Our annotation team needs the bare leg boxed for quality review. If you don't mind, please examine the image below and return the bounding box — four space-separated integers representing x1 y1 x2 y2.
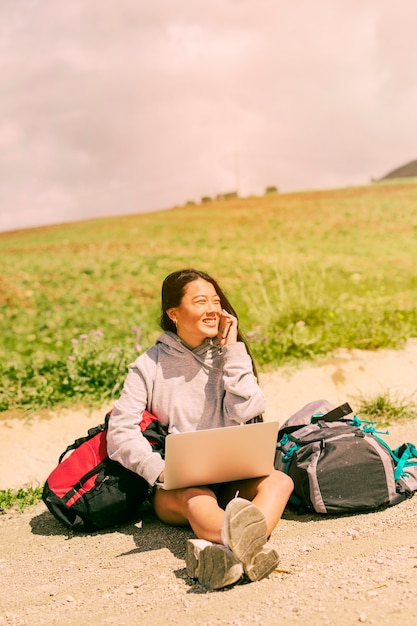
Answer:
152 470 293 541
153 486 225 543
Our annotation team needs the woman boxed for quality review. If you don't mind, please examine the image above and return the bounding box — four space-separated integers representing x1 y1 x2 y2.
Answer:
107 268 293 590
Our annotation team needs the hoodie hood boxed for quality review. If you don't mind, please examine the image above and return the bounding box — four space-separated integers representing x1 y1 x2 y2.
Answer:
155 331 223 370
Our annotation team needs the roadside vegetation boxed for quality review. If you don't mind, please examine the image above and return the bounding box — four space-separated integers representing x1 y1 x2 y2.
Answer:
0 486 43 514
358 393 417 428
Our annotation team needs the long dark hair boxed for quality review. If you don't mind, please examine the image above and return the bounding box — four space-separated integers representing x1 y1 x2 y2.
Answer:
160 268 259 380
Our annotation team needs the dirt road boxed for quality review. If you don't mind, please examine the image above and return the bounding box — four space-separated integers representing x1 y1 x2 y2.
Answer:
1 488 417 625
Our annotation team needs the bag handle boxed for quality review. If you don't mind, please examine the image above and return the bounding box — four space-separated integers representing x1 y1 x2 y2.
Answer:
311 402 353 423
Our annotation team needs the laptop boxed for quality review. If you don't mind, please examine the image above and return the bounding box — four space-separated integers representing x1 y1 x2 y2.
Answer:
161 420 280 490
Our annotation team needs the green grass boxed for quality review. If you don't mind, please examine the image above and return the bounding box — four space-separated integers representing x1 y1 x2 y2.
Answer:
0 485 43 513
358 392 417 428
1 180 417 413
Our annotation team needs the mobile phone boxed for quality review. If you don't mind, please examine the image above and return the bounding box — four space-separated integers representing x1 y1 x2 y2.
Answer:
222 321 232 339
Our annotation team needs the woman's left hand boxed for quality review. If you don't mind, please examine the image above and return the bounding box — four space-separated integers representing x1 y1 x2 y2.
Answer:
217 309 238 346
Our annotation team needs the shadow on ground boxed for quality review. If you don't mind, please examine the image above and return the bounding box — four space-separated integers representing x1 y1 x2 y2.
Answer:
30 501 193 560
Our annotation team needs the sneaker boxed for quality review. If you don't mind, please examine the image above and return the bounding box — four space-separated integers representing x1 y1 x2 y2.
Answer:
222 497 279 581
186 539 243 590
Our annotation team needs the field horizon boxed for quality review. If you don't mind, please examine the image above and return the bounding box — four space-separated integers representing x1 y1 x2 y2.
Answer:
2 177 417 238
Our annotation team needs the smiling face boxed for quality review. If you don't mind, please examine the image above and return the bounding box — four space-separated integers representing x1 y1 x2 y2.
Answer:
167 278 222 348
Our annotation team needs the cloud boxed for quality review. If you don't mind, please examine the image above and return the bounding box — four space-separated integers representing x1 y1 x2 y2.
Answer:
1 0 417 231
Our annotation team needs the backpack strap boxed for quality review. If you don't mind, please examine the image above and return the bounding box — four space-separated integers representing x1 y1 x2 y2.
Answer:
392 443 417 480
62 460 108 504
58 421 108 463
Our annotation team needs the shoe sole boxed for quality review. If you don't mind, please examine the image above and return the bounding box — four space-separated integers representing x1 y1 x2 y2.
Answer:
197 545 243 590
224 498 267 566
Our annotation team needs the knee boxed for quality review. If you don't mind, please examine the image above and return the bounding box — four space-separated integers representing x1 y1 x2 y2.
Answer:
182 486 217 517
279 471 294 496
264 470 294 498
153 485 216 525
153 487 188 525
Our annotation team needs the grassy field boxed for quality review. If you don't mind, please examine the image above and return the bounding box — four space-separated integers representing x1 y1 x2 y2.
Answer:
1 180 417 413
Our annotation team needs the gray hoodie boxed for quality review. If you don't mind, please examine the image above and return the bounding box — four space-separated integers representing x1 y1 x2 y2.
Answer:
107 331 265 486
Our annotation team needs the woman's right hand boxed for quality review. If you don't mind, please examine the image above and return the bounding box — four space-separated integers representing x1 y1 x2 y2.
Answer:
158 470 165 483
218 309 238 346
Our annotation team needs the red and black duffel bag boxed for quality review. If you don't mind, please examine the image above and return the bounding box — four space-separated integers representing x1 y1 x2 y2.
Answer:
42 410 166 532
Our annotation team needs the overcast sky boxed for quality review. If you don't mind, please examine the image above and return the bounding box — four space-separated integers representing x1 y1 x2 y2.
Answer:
1 0 416 232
